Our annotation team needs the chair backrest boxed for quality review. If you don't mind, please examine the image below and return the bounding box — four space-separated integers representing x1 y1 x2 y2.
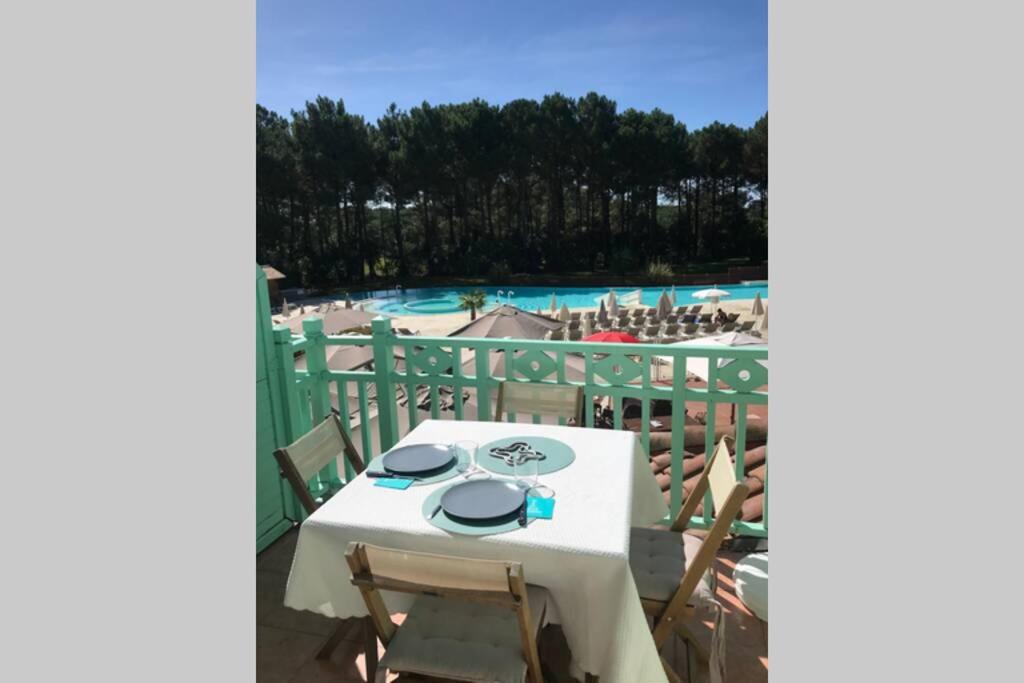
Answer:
627 326 641 337
645 325 660 336
699 313 712 324
664 323 679 335
683 323 699 334
570 311 581 320
345 542 544 681
273 414 365 515
703 323 720 334
720 322 737 332
568 329 582 341
495 381 584 424
737 320 754 331
676 306 689 315
682 314 697 323
568 320 581 330
727 313 740 322
690 305 703 314
666 315 678 324
549 329 564 341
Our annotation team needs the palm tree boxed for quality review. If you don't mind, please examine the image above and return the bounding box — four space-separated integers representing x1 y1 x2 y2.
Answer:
457 289 488 320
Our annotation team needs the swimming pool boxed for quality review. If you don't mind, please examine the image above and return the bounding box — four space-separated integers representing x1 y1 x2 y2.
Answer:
356 282 769 316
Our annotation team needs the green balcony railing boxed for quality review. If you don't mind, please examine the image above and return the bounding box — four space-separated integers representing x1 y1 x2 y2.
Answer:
272 316 768 537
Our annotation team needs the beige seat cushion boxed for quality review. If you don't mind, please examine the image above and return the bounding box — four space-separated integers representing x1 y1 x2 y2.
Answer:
629 527 715 605
380 585 549 683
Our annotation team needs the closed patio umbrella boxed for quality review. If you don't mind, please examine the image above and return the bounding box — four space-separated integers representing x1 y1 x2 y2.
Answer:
670 285 677 305
760 304 768 330
550 293 557 315
344 296 354 309
559 303 571 322
280 297 290 318
582 316 593 337
597 299 608 324
607 290 619 318
656 290 673 318
751 292 765 316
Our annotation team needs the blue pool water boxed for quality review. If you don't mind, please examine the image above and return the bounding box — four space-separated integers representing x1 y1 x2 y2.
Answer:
355 282 768 316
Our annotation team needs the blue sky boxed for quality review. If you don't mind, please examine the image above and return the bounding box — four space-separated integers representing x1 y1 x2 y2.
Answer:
257 1 766 129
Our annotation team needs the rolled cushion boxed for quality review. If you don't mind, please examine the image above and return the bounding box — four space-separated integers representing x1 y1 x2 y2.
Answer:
380 584 549 683
629 528 714 605
733 552 768 621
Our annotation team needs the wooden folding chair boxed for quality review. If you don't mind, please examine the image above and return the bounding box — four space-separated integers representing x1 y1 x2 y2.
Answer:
272 416 375 671
495 381 584 425
273 414 365 515
346 543 550 683
628 436 749 678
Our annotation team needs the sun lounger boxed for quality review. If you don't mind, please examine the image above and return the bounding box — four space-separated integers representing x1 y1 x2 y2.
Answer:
665 315 678 324
727 312 740 323
720 322 737 332
682 323 700 337
675 306 689 316
690 305 703 315
736 320 755 332
549 329 564 341
682 314 697 324
626 326 642 337
698 313 712 324
570 311 581 321
568 329 583 341
643 325 661 338
702 323 720 335
568 320 581 330
663 323 679 336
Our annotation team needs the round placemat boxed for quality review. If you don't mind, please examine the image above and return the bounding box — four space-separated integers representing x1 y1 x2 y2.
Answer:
366 445 462 486
477 436 576 476
423 481 526 536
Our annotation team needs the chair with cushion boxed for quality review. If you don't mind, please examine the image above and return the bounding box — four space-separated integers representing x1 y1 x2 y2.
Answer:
495 381 584 425
272 416 375 673
346 543 551 683
628 436 749 681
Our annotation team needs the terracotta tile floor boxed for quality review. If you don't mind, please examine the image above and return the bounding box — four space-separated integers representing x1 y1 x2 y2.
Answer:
258 529 767 682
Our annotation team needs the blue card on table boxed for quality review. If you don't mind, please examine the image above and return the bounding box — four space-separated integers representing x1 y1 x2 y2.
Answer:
374 477 414 490
526 497 555 519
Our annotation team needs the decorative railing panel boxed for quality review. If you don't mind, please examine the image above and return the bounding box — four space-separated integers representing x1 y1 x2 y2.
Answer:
272 316 768 536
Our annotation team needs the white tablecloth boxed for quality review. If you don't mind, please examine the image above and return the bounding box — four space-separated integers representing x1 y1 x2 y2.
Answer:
284 419 669 682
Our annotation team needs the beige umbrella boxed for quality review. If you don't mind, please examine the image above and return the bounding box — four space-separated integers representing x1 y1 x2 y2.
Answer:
582 316 593 337
559 303 571 322
656 290 673 318
280 297 290 318
693 286 731 316
670 285 677 305
344 296 354 309
287 307 377 335
760 304 768 330
597 299 608 324
535 307 543 316
448 305 563 340
751 292 765 316
607 290 619 318
549 293 558 315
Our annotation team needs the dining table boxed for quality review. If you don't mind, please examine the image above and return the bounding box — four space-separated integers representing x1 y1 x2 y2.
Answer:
283 419 670 682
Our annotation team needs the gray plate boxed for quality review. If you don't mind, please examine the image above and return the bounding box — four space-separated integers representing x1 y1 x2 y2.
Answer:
382 443 455 475
440 480 525 521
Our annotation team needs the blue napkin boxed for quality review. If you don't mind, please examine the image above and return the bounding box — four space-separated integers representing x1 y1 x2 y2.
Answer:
374 477 414 490
526 496 555 519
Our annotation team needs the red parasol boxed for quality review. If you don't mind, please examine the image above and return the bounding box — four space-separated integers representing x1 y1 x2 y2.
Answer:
583 331 640 343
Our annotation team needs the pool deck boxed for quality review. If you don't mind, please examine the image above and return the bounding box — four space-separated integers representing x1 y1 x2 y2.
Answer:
387 297 766 337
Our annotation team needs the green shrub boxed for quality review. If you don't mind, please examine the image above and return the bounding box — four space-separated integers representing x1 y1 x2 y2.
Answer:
646 259 673 282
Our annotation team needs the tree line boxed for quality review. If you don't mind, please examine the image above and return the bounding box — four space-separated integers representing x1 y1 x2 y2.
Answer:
257 93 767 288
